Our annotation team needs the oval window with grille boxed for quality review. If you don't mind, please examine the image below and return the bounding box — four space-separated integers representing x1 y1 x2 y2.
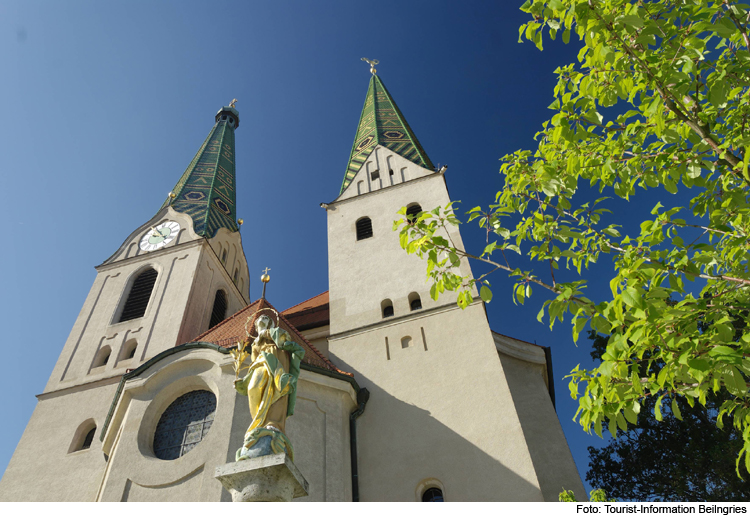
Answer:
153 390 216 460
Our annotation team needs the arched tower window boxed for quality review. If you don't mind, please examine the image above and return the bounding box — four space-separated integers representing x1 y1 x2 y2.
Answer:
381 299 394 318
422 487 444 502
119 268 158 322
69 420 97 453
209 289 227 329
406 203 423 223
221 248 228 264
233 267 239 284
356 217 373 240
409 292 422 311
93 345 111 368
81 427 96 450
119 339 137 363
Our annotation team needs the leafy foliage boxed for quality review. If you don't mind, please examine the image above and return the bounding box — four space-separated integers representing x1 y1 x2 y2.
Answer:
559 487 615 501
586 331 750 501
394 0 750 469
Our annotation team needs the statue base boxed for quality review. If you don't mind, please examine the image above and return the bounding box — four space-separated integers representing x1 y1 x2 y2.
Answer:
215 453 309 502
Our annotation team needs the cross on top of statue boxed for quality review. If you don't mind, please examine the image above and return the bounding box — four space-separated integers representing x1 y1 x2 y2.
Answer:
260 268 271 299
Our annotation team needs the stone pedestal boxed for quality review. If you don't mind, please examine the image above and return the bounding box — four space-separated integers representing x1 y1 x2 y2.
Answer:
215 453 309 502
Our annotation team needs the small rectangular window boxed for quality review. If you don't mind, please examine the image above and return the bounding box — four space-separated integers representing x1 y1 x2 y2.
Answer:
371 170 380 181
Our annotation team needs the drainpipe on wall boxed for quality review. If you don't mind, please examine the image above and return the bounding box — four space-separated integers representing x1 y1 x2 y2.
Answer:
350 387 370 502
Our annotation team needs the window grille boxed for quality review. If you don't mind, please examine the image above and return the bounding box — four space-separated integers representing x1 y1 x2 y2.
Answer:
119 268 158 322
209 290 227 329
356 217 373 240
153 390 216 460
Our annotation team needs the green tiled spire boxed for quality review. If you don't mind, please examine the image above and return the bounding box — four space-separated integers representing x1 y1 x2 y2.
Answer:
161 106 240 238
341 75 434 194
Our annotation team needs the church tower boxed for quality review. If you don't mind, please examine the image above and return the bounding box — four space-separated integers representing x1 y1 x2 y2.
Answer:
325 73 584 501
0 105 250 501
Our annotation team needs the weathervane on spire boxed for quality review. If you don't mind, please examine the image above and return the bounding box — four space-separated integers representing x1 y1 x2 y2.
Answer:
361 57 379 75
229 98 238 108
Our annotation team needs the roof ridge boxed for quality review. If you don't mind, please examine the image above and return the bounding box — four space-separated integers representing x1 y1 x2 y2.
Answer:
193 299 262 342
282 290 330 313
276 308 349 376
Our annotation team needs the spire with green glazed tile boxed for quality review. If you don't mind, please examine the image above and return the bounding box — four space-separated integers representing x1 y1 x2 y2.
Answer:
341 75 434 194
161 105 240 238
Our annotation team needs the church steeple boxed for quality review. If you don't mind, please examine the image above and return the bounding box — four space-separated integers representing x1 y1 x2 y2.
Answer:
341 76 434 194
161 105 240 238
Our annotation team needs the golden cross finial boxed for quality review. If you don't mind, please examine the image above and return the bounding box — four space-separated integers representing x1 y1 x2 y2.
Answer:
260 268 271 299
361 57 379 75
229 98 238 108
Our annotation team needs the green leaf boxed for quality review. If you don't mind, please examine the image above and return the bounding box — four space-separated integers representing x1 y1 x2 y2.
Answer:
480 285 493 303
671 399 683 421
621 287 640 308
654 395 664 421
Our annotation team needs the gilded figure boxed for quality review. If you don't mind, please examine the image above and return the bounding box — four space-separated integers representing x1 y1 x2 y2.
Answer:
231 313 305 461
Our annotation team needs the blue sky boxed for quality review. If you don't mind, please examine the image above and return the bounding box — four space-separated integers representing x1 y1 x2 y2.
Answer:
0 0 671 493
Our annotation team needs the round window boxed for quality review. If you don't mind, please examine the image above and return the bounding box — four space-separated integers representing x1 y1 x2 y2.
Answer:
153 390 216 460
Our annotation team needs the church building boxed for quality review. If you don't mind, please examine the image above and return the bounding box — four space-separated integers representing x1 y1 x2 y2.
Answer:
0 72 584 502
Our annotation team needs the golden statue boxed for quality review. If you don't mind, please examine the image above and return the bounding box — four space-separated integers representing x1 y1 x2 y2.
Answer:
231 311 305 461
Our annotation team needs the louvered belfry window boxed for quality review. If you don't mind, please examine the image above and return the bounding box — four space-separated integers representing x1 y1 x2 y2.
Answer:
209 290 227 329
406 203 422 223
119 268 158 322
356 217 373 240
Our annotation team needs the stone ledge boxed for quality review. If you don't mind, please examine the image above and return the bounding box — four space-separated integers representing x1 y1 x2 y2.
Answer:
215 453 309 502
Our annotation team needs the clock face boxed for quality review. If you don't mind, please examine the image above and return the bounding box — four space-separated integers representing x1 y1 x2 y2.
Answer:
139 221 180 252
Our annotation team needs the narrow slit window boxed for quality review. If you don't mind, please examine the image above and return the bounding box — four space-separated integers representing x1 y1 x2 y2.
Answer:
356 217 373 240
209 290 227 329
119 268 158 322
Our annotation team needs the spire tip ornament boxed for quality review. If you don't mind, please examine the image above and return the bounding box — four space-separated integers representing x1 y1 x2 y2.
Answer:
229 98 238 108
260 268 271 299
361 57 379 75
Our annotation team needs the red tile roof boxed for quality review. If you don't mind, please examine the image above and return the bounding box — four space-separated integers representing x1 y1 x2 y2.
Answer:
194 297 349 376
282 291 329 313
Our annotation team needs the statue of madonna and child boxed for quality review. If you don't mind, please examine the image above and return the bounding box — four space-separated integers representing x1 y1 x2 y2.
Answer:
230 310 305 462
